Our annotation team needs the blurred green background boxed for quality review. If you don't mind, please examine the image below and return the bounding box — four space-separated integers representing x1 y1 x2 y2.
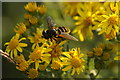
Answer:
2 2 119 79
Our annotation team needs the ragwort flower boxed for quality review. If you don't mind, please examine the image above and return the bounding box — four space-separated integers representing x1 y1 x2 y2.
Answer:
44 40 68 64
29 16 38 25
62 48 85 75
4 34 27 58
104 2 119 14
72 3 96 41
94 14 119 35
24 13 32 19
37 5 47 14
63 2 81 16
15 54 29 71
28 45 52 70
28 28 46 49
14 23 27 35
24 2 37 12
27 68 38 78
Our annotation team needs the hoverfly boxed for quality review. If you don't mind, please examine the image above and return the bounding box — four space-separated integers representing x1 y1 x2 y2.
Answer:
42 16 78 41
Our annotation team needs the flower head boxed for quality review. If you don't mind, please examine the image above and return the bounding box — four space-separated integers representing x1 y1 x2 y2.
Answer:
29 16 38 25
24 13 32 19
4 34 27 58
37 5 47 14
27 68 38 78
28 45 51 70
15 54 29 71
101 52 110 61
72 3 96 41
62 48 85 75
16 60 29 71
93 48 103 56
104 28 116 40
28 28 46 49
14 23 26 35
46 40 67 62
63 2 81 16
24 2 37 12
104 2 118 14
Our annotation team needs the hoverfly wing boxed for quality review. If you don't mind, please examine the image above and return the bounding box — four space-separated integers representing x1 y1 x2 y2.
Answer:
46 16 56 29
58 32 78 41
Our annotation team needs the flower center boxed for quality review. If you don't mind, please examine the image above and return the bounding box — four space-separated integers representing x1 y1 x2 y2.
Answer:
84 16 93 27
71 57 81 68
108 15 118 25
9 38 19 49
30 50 42 61
49 45 62 58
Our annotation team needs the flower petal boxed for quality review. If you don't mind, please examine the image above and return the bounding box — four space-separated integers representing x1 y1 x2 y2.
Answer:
14 49 17 57
71 68 75 75
62 52 71 58
62 65 72 71
19 43 28 47
16 47 23 52
19 37 26 42
4 42 9 46
35 61 40 70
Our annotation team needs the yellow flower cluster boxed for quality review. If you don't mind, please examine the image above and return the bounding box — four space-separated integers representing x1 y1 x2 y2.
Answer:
3 2 86 78
3 2 119 79
87 43 114 61
64 2 120 41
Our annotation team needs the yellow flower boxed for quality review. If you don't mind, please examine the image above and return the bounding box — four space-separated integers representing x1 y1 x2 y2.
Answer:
16 60 29 71
28 45 51 70
104 2 118 14
62 48 85 75
37 5 47 14
4 34 27 59
15 54 25 63
93 48 103 56
63 2 81 16
72 3 96 41
93 13 119 35
29 16 38 25
104 29 116 40
24 13 32 19
14 23 26 35
15 54 29 71
27 68 38 78
101 52 110 61
45 40 67 64
28 28 46 49
24 2 37 12
51 61 63 70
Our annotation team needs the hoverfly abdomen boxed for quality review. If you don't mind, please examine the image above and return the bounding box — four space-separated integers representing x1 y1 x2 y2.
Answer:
56 26 70 34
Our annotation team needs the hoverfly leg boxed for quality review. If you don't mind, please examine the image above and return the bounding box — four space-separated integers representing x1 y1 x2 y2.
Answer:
53 38 57 41
50 38 53 42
